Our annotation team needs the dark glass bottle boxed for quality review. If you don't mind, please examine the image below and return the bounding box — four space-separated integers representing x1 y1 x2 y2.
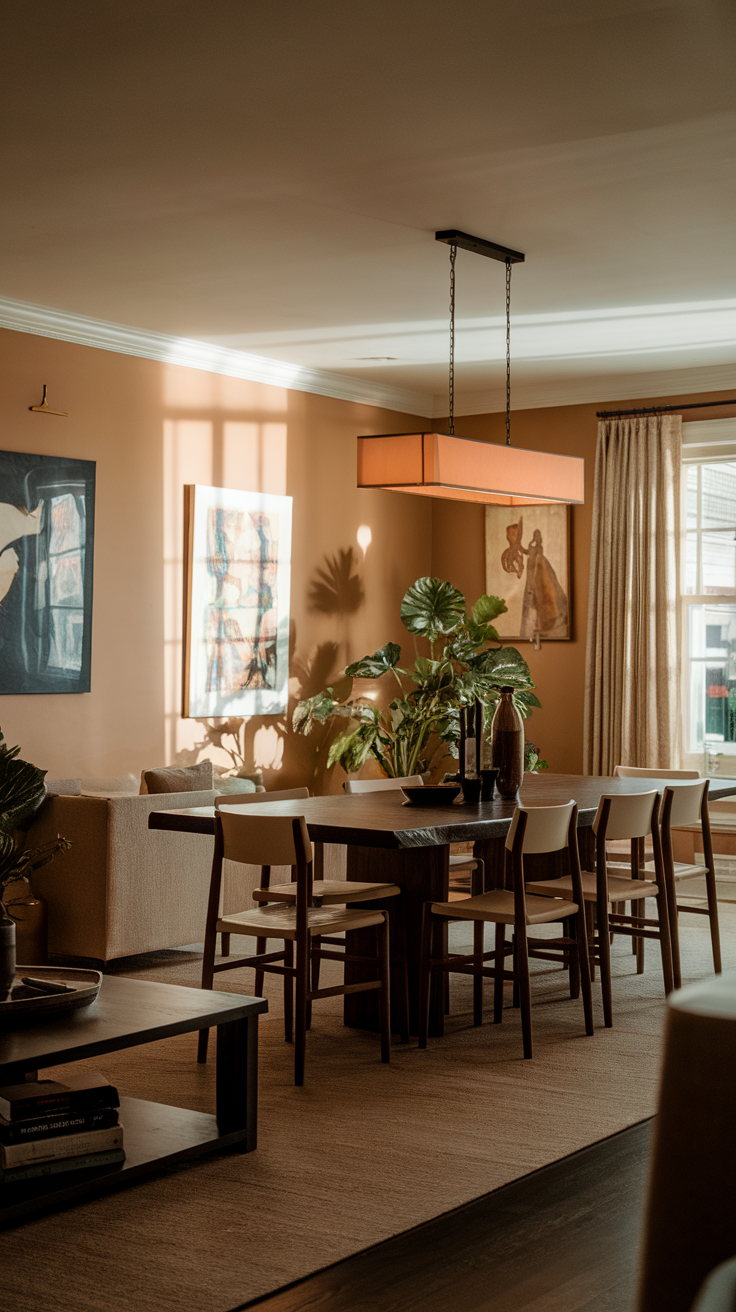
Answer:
491 686 524 799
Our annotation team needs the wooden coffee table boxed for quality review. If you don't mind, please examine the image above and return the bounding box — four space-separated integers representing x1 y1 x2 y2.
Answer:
0 975 267 1227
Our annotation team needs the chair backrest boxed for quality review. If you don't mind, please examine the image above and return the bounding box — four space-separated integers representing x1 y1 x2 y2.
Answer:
593 790 658 841
506 802 576 855
215 786 310 808
343 775 423 794
614 765 701 780
218 809 312 868
662 779 708 829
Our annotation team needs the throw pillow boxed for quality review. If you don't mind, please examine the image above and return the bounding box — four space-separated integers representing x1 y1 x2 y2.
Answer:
45 778 82 796
81 774 140 797
212 776 258 795
142 760 215 795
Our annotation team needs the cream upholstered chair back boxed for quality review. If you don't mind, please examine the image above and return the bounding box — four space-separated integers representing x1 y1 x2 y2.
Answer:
344 775 423 794
218 810 312 868
593 789 658 841
505 801 575 855
614 765 700 780
215 786 310 808
663 779 708 829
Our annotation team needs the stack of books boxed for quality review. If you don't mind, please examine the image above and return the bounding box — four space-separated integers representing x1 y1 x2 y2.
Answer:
0 1071 124 1185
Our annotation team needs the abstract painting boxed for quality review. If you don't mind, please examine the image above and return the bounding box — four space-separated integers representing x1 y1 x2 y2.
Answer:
183 485 292 717
0 450 95 694
485 503 571 641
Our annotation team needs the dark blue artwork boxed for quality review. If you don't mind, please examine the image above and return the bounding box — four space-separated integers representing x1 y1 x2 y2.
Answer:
0 450 95 694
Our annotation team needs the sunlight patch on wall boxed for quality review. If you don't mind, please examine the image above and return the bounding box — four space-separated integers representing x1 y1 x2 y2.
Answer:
253 724 284 771
223 422 287 496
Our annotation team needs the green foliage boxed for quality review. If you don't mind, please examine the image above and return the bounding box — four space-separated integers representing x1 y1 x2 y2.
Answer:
0 730 70 891
293 576 543 780
400 578 466 645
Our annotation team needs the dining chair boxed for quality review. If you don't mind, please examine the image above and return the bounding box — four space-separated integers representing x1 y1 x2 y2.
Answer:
344 774 486 896
418 801 593 1059
526 790 674 1027
611 767 702 964
658 779 721 987
221 788 410 1034
198 810 393 1084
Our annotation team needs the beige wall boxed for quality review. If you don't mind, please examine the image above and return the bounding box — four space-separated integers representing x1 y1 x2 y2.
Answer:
431 392 736 775
3 323 735 786
0 327 430 789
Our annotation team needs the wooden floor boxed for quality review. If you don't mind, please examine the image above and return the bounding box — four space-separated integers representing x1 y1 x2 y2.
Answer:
238 1120 652 1312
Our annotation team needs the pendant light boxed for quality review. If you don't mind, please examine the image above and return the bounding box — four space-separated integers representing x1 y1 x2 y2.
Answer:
357 230 584 506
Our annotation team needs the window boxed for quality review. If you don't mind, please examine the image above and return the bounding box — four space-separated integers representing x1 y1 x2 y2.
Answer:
683 458 736 767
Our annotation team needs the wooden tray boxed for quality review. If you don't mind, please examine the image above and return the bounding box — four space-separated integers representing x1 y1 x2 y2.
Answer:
0 967 102 1026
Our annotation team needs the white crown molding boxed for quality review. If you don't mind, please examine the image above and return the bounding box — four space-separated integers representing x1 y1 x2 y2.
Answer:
0 296 432 418
1 294 733 422
438 362 736 418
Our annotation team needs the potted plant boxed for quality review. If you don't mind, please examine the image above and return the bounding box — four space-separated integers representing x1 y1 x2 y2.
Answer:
293 576 546 779
0 731 70 963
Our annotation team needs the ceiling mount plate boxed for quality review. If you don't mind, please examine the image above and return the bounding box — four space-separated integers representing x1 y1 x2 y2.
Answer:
435 229 525 264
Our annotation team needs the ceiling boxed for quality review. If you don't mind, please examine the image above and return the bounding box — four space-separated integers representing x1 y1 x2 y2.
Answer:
2 0 736 416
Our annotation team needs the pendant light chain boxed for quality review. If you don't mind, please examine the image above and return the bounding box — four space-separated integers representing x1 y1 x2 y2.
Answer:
505 258 512 446
448 243 457 435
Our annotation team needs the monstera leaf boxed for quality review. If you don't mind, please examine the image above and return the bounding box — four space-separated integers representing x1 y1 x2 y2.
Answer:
345 643 402 680
400 578 466 644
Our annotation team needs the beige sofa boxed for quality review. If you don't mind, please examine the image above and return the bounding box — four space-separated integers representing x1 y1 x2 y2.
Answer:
27 790 222 964
26 789 346 966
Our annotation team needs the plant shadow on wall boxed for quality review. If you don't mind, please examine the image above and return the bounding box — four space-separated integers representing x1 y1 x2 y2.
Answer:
180 547 367 792
294 578 546 781
308 547 364 667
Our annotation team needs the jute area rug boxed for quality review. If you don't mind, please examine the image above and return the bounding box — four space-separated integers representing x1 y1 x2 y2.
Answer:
4 903 733 1312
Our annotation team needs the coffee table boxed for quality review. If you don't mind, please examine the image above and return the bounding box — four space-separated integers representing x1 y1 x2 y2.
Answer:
0 975 267 1227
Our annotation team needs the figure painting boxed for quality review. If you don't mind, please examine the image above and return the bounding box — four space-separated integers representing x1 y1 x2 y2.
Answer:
0 450 95 694
485 503 571 641
183 485 292 717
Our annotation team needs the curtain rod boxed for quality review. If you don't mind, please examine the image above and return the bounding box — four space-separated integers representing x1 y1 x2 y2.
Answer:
597 398 736 419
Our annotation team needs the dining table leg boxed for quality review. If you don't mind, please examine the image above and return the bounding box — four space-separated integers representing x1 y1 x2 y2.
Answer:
343 843 450 1038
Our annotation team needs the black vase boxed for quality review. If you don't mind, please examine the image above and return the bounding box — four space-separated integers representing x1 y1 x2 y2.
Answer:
491 687 524 800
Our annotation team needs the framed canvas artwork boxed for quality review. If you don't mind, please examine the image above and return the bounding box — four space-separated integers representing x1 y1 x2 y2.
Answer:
485 503 571 641
183 485 292 718
0 450 96 694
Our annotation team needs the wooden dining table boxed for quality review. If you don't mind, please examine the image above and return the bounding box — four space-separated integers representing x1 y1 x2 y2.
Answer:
149 772 736 1037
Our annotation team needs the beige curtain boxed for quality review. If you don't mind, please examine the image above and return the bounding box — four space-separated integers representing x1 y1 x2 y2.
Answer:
584 414 682 775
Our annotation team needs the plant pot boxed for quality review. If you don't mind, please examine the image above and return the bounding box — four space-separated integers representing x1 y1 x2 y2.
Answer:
0 913 15 1001
3 877 48 965
491 687 524 800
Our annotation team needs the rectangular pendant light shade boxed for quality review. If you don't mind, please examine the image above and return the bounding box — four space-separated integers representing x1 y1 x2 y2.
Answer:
357 432 584 506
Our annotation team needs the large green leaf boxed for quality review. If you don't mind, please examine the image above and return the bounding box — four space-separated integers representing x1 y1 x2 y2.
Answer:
472 595 508 625
345 643 402 679
474 645 533 688
0 730 46 832
400 578 466 643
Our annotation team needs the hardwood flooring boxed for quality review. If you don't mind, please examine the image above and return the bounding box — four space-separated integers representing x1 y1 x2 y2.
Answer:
237 1120 652 1312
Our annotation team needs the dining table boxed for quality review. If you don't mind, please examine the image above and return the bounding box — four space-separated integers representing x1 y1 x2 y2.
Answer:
149 772 736 1037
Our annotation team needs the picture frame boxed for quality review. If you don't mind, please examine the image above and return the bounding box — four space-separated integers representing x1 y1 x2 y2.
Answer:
484 503 571 642
0 449 96 694
182 484 292 718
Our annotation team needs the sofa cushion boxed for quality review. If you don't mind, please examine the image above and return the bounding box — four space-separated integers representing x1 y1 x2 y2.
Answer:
211 776 258 795
143 760 215 794
81 773 139 798
45 778 82 796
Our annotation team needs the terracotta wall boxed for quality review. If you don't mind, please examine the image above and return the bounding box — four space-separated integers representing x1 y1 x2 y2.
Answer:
3 321 734 786
431 392 736 774
0 327 431 789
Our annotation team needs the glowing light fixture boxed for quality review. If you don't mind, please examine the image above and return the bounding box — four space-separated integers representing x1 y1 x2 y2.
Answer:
357 230 584 506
